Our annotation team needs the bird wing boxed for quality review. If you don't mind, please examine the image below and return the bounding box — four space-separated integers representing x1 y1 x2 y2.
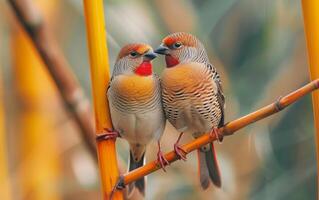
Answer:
206 63 225 127
106 76 114 94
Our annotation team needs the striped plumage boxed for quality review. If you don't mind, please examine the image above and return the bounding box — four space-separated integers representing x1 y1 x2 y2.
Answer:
161 62 223 134
107 43 166 196
156 32 225 189
109 75 162 114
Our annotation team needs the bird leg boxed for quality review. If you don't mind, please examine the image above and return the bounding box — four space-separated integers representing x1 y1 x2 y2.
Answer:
156 141 169 172
96 128 120 141
210 127 223 143
174 132 187 161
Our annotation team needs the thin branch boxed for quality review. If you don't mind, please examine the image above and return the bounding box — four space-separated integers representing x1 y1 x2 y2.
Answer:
123 79 319 185
8 0 96 159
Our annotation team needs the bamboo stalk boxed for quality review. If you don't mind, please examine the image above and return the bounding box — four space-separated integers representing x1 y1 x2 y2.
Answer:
123 79 319 186
12 25 61 200
301 0 319 195
7 0 97 159
82 0 123 199
0 68 11 200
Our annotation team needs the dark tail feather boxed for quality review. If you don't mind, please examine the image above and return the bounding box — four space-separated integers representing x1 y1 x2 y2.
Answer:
205 143 221 187
197 149 210 190
128 151 145 196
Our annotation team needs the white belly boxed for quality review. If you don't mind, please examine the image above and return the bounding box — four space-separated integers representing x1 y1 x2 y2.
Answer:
109 105 165 145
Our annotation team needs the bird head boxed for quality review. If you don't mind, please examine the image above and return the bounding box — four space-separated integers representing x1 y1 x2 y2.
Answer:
155 32 208 68
114 43 157 76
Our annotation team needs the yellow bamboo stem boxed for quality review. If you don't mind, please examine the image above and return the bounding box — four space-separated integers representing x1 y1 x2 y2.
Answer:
0 67 11 200
82 1 123 199
12 27 61 200
301 0 319 195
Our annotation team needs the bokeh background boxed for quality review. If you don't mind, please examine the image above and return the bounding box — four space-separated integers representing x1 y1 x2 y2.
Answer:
0 0 317 199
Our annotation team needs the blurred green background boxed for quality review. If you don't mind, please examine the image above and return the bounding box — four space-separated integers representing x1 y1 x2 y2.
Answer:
0 0 316 199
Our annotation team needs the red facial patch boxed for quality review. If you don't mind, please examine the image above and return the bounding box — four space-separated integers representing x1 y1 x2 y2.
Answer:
165 55 179 68
135 61 152 76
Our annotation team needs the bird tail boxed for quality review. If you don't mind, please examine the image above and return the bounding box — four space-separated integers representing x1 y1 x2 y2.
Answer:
128 151 145 197
197 142 221 189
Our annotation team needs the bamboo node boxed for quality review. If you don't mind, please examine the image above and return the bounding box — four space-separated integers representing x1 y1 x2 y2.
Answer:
274 96 284 111
220 126 231 136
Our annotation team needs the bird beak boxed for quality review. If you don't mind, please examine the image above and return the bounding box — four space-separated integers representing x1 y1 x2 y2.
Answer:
143 51 157 61
154 45 169 55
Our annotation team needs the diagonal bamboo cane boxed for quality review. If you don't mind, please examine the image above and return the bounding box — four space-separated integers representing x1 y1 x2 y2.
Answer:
82 0 123 199
301 0 319 195
122 79 319 186
7 0 97 159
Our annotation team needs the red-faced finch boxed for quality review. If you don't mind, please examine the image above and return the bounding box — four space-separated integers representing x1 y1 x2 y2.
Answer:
106 44 167 196
155 32 225 189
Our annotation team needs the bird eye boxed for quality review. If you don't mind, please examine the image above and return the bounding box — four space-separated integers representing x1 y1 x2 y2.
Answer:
129 51 138 57
173 42 182 49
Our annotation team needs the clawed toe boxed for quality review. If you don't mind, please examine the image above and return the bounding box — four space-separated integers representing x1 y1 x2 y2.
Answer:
174 144 187 161
157 151 169 172
173 132 187 161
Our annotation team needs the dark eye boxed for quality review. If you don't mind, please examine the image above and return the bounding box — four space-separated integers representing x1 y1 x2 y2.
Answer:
130 51 138 57
173 42 182 49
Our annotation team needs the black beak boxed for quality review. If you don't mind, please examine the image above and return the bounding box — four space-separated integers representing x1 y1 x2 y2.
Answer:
154 45 169 55
143 51 157 60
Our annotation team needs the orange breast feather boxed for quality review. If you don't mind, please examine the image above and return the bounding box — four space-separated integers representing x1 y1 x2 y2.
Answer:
114 75 155 102
162 63 210 92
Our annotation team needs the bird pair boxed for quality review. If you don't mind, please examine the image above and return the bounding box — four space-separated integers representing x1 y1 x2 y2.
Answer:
106 32 225 197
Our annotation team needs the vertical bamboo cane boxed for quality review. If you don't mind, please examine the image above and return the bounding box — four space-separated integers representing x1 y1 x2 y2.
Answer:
0 68 11 200
82 1 123 199
12 26 61 200
301 0 319 195
12 1 61 198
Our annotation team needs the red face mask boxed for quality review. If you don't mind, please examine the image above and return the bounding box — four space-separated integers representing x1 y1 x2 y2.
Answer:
165 55 179 68
135 60 152 76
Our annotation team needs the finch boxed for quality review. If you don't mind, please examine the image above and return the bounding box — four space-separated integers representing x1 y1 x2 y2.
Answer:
155 32 225 189
107 43 167 196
